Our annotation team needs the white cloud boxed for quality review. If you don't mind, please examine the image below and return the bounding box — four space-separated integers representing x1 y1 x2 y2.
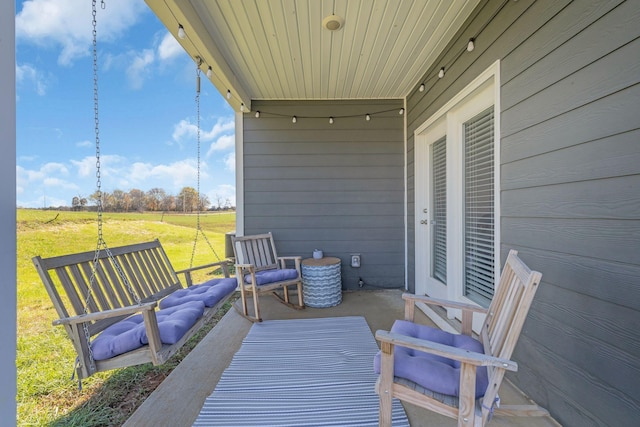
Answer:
71 154 125 178
224 152 235 172
76 140 93 148
157 32 183 62
206 135 235 157
15 0 147 66
126 48 155 89
16 63 48 95
172 117 235 149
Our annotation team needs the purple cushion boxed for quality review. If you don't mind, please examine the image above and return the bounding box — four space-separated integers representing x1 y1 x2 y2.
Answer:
159 277 237 309
91 300 205 361
244 268 299 286
373 320 489 398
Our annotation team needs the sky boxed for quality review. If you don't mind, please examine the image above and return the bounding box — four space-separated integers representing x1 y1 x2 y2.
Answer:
15 0 236 209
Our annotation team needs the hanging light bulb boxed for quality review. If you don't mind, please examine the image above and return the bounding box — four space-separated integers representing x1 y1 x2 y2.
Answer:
206 66 212 78
226 90 231 99
255 111 260 118
329 117 334 124
365 113 371 121
240 103 245 112
419 83 425 92
177 24 186 39
399 108 404 115
438 67 445 78
292 116 297 123
467 38 475 52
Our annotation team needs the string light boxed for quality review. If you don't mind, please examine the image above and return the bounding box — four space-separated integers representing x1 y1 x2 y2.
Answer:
226 90 231 99
292 116 297 123
365 114 371 121
329 117 334 124
438 67 445 78
240 103 244 112
467 38 475 52
255 111 260 118
399 108 404 115
419 83 425 92
206 66 212 78
177 24 186 39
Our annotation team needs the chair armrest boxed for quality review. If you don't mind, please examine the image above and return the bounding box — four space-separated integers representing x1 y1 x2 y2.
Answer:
52 301 158 326
402 293 487 334
402 293 488 313
375 329 517 371
175 260 231 276
175 260 232 286
277 256 302 270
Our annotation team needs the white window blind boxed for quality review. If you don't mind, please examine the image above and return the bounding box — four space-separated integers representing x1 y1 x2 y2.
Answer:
464 107 494 306
431 137 447 284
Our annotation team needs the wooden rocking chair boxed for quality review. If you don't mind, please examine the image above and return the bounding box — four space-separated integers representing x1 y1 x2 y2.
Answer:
375 249 548 426
231 232 304 322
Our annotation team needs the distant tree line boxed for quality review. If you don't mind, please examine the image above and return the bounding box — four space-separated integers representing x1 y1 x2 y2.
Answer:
70 187 234 212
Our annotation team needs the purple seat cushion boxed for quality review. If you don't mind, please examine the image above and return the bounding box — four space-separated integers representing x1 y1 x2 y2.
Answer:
244 268 299 286
373 320 489 398
159 277 237 309
91 300 205 361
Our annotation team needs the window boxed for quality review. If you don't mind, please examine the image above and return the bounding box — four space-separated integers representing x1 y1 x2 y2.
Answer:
431 136 447 284
463 108 495 305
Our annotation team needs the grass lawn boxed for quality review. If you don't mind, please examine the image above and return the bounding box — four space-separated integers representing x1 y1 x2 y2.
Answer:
17 209 236 426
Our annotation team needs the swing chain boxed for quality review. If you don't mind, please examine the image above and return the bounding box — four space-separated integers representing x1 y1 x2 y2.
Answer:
189 62 222 268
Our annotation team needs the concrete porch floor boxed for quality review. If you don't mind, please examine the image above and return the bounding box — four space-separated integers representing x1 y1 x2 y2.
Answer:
123 290 559 427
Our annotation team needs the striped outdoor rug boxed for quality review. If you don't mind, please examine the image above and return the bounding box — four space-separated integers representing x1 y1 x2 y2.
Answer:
193 316 409 426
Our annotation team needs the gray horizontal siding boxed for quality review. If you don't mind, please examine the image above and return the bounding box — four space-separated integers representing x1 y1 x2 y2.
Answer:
242 99 405 290
407 0 640 425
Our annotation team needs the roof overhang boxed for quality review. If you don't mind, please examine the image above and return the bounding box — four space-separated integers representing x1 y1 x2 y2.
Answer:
145 0 481 112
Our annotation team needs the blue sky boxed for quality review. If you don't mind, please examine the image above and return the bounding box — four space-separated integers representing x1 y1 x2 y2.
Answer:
15 0 236 208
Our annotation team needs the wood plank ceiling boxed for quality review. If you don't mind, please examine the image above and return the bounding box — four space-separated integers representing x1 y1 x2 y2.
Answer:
145 0 481 111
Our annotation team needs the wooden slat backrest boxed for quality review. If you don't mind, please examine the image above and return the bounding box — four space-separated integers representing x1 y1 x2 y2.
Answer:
482 251 541 362
232 233 279 271
32 240 182 337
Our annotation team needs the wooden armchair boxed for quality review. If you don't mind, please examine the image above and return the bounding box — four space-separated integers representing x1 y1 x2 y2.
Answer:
231 232 304 322
375 250 548 426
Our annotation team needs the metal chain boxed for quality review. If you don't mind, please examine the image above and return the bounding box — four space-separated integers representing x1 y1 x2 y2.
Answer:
81 0 140 381
189 66 221 267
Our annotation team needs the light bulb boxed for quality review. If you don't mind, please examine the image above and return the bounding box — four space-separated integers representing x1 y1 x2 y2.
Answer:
419 83 425 92
365 114 371 121
177 24 186 39
255 111 260 118
438 67 445 78
226 90 231 99
329 117 334 124
467 38 475 52
240 103 244 112
206 66 212 78
399 108 404 115
292 116 297 123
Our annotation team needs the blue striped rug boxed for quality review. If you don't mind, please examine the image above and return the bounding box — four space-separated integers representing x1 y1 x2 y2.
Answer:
193 316 409 426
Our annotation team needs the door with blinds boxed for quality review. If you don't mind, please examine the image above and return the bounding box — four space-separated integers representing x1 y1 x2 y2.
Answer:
414 67 500 326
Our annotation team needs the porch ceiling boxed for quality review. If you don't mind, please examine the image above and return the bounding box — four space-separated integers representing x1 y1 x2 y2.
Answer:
145 0 480 112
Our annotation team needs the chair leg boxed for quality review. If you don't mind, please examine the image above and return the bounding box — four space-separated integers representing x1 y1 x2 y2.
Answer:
297 282 304 308
252 286 262 322
378 342 394 427
458 363 476 427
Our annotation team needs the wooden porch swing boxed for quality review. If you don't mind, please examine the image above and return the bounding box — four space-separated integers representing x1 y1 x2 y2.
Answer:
31 0 236 382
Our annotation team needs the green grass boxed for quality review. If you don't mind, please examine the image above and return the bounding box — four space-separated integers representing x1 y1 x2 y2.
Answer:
17 209 236 426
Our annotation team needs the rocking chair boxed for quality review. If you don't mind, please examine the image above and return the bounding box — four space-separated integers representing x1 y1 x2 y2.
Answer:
231 232 304 322
375 249 548 426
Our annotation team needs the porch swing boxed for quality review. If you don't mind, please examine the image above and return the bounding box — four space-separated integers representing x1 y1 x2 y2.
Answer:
31 0 237 382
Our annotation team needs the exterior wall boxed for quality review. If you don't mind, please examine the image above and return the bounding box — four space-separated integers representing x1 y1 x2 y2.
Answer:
406 0 640 425
242 99 405 290
1 0 17 421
